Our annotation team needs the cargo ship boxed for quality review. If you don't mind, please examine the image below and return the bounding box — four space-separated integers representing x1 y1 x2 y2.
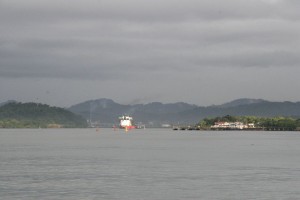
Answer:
119 115 136 129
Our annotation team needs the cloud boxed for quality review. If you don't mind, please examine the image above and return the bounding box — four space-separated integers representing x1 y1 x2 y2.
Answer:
0 0 300 106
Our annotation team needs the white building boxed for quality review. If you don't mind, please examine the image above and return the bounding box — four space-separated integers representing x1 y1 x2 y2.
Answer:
211 121 253 130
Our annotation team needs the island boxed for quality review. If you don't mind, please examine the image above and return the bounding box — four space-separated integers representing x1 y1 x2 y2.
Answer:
0 102 88 128
197 115 300 131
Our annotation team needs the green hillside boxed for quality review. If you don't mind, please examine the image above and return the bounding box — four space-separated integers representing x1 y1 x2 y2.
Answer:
0 102 88 128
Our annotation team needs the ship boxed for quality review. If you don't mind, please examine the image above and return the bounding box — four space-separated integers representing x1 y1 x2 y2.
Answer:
119 115 136 129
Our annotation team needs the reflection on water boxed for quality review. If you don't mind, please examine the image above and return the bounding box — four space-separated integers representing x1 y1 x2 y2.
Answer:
1 129 300 199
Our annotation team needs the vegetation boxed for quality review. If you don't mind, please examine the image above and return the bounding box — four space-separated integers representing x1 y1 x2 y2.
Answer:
0 102 88 128
198 115 300 131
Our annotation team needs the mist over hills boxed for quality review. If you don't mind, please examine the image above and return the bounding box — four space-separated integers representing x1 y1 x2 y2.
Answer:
0 100 17 107
68 98 300 127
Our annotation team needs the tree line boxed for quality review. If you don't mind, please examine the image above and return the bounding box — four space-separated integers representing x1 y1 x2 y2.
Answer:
0 102 88 128
198 115 300 131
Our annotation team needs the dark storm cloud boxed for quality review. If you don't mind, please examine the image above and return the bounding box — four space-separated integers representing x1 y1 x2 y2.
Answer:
1 0 300 79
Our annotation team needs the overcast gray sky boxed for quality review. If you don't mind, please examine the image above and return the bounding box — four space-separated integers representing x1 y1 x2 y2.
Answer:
1 0 300 107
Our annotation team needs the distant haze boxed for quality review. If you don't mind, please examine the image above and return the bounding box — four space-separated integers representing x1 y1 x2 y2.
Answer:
1 0 300 107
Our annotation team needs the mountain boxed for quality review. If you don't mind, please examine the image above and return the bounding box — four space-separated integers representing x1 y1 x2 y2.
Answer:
0 102 88 128
69 98 300 127
178 101 300 123
219 98 267 108
68 98 197 126
69 98 131 124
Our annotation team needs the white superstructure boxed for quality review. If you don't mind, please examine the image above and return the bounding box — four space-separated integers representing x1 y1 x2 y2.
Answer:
119 115 135 128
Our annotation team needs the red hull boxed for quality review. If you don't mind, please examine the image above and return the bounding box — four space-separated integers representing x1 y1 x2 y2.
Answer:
120 125 136 129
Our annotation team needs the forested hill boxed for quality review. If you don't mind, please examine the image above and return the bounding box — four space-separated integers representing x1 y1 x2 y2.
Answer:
0 102 87 128
68 98 300 126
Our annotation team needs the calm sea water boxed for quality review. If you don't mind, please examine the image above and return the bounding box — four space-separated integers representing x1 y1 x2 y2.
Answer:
1 129 300 200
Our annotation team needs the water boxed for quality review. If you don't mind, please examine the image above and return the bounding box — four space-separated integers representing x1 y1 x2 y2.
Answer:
1 129 300 200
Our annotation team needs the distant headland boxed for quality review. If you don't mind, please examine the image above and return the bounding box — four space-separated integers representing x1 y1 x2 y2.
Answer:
0 102 87 128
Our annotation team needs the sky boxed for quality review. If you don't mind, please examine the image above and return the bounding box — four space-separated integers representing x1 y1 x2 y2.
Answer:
1 0 300 107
